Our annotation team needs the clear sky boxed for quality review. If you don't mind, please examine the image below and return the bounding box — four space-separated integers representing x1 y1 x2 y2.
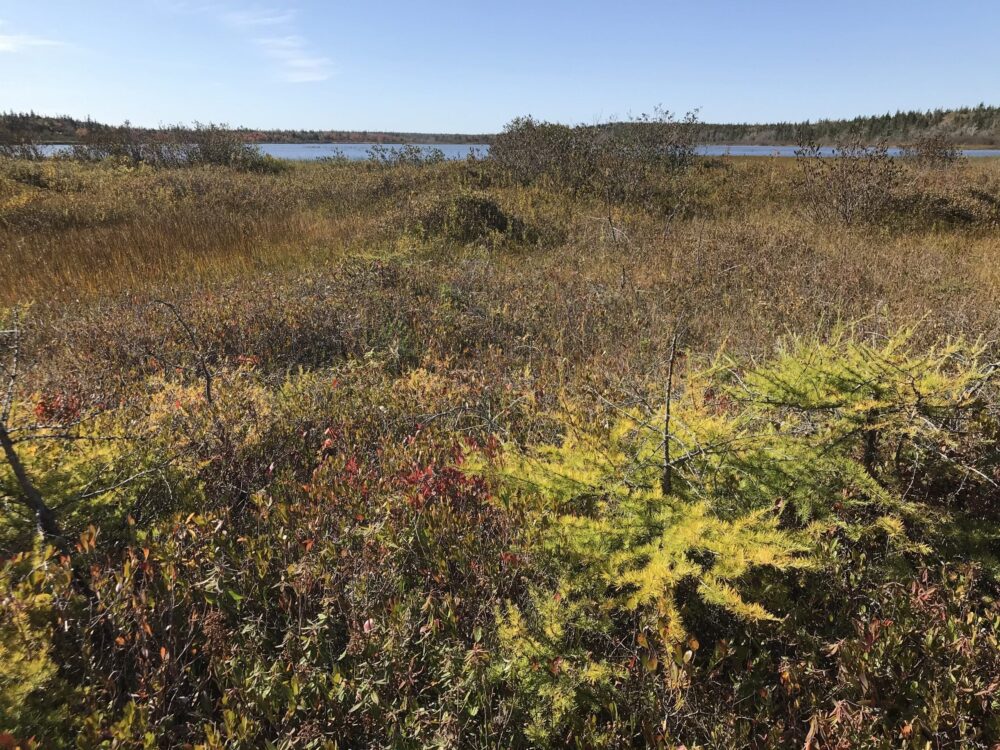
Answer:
2 0 998 132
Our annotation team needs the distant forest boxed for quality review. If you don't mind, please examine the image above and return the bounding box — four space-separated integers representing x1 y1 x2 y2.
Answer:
3 104 1000 146
0 112 491 145
697 104 1000 146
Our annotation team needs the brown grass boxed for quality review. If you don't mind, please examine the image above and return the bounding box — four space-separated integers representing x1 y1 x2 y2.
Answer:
4 154 1000 401
5 151 1000 750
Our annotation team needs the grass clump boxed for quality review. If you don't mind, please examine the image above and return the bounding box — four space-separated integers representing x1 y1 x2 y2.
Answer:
414 191 537 246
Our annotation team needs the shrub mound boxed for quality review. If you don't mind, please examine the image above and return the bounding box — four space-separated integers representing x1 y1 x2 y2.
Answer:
419 193 532 243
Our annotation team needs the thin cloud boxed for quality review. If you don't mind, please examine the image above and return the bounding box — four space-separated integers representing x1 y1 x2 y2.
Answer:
156 2 332 83
0 21 63 53
165 3 333 83
151 0 219 13
256 35 332 83
223 8 296 27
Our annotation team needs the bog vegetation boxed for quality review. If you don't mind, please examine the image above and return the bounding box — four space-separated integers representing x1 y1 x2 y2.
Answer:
1 115 1000 749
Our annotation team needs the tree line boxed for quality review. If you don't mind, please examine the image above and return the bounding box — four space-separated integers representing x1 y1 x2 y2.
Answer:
0 110 490 145
4 104 1000 148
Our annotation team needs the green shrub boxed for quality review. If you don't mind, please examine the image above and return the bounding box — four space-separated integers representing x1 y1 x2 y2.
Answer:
3 286 1000 747
490 110 698 205
415 192 536 246
472 328 1000 746
0 550 77 745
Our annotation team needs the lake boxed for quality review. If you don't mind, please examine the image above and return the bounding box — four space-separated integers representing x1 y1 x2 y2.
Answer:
258 143 1000 160
258 143 489 160
36 143 1000 160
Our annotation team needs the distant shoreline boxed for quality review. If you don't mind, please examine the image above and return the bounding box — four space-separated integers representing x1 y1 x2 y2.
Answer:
9 105 1000 148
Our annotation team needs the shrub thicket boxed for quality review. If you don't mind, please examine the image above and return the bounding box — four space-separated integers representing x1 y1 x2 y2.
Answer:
68 122 282 172
795 140 901 226
899 133 964 169
490 110 698 221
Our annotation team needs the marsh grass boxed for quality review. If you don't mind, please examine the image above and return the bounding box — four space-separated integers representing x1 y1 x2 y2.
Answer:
4 153 1000 385
4 139 1000 749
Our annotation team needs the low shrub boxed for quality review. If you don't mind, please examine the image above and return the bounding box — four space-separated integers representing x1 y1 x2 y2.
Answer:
2 328 999 747
368 143 446 167
472 328 1000 746
415 192 536 246
796 140 901 226
895 184 1000 229
0 142 45 161
69 123 283 173
900 133 964 169
490 110 698 203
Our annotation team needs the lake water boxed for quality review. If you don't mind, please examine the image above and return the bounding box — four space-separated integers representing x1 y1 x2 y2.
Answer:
36 143 1000 160
258 143 489 160
258 143 1000 160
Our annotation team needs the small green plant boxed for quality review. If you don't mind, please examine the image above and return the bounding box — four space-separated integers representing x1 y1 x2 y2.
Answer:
414 192 535 246
474 327 999 746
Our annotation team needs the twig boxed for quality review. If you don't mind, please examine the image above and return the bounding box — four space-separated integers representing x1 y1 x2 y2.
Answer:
662 325 683 495
151 299 214 406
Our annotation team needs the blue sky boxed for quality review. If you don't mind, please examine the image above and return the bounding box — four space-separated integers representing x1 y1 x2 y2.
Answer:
1 0 998 132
